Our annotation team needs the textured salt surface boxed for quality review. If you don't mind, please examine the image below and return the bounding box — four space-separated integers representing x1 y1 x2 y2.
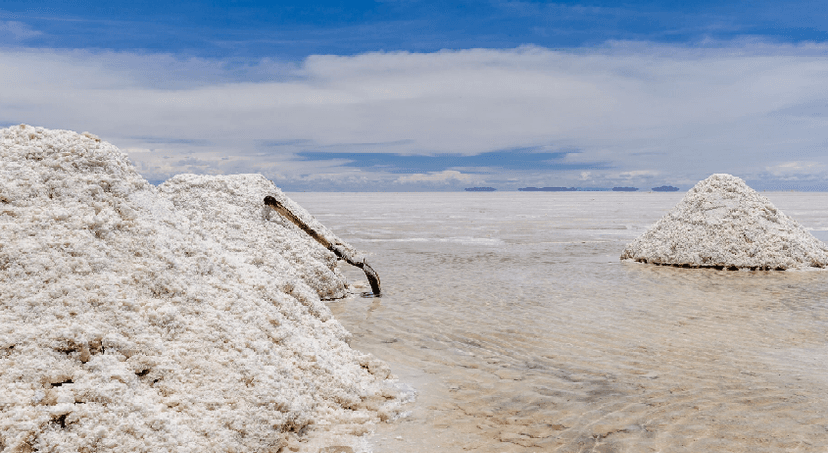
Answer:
0 125 395 452
621 174 828 269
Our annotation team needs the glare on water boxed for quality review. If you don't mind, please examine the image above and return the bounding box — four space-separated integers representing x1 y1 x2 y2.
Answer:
289 192 828 453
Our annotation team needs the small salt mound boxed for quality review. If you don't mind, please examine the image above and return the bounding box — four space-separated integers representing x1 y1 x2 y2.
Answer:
621 174 828 270
0 125 394 452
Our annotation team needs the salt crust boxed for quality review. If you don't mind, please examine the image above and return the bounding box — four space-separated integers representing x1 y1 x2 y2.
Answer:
621 174 828 270
0 125 395 452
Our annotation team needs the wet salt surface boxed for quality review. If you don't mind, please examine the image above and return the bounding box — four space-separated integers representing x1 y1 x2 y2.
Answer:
289 192 828 453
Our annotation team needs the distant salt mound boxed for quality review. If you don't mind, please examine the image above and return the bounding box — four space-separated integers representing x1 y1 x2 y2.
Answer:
0 125 394 452
621 174 828 270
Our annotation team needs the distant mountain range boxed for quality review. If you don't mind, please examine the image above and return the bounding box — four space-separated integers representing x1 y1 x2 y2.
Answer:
651 185 680 192
464 187 497 192
465 185 681 192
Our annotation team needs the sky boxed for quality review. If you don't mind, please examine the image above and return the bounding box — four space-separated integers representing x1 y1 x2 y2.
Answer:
2 1 828 191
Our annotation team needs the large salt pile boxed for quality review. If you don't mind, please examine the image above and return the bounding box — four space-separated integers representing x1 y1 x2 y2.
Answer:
0 125 395 452
621 174 828 270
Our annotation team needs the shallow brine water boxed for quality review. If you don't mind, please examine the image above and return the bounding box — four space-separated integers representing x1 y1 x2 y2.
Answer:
288 192 828 453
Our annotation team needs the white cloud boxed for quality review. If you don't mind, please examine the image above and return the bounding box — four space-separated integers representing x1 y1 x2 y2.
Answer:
395 170 473 184
1 44 828 188
0 21 41 41
765 161 824 177
618 170 660 179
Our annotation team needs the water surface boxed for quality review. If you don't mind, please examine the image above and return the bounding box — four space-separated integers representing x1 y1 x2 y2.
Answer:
289 192 828 453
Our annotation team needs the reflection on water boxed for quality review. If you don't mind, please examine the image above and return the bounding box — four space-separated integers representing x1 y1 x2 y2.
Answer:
290 192 828 452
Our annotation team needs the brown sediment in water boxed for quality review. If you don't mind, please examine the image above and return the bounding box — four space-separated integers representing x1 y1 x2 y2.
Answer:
630 258 787 271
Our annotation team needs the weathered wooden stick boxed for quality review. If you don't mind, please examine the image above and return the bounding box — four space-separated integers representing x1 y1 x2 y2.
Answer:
264 196 381 296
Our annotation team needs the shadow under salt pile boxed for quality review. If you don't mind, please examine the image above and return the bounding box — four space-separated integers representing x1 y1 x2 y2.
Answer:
0 125 395 453
621 173 828 270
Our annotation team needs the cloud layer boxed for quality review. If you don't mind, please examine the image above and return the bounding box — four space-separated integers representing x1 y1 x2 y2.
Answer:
2 43 828 190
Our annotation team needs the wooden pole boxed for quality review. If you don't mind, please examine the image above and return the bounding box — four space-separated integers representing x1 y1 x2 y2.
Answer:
264 196 381 296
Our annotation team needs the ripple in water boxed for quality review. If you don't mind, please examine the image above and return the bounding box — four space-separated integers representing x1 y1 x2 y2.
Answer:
290 192 828 453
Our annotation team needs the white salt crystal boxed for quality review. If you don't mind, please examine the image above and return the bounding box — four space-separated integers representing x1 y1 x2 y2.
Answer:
0 125 393 452
621 173 828 270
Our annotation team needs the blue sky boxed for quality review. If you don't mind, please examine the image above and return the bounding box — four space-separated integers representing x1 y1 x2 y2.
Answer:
2 1 828 190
